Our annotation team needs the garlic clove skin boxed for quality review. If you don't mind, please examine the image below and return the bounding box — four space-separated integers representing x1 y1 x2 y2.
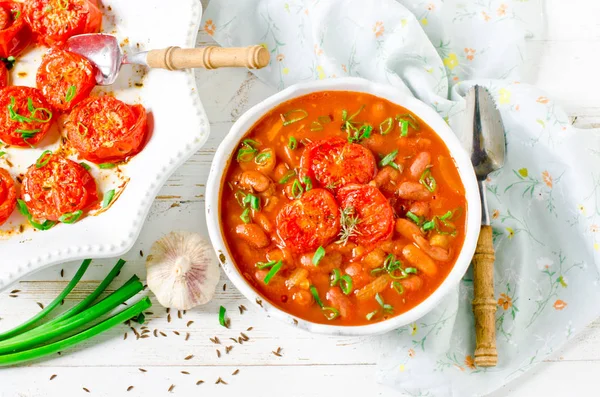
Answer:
146 231 220 310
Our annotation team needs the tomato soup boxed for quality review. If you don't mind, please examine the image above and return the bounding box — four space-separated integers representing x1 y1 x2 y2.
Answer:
220 91 466 326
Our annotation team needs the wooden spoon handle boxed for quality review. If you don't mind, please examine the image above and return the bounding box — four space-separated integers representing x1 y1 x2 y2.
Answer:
472 224 498 367
146 45 270 70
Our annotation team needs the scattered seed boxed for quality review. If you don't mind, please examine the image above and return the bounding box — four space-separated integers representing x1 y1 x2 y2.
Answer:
196 380 204 385
216 349 221 358
225 345 233 354
139 250 144 257
127 386 134 392
123 333 128 340
140 334 150 339
9 295 17 298
167 314 171 323
145 311 154 316
210 336 220 344
240 332 249 341
141 329 150 334
215 377 227 385
184 354 194 360
36 302 44 309
131 327 140 338
293 318 299 325
229 338 238 344
185 333 190 341
160 331 167 337
177 310 182 319
60 269 64 277
153 329 158 337
10 289 20 293
247 327 253 331
238 305 247 314
168 384 175 392
237 337 243 344
83 387 90 393
256 298 263 307
138 368 147 373
222 283 226 291
181 371 190 375
272 347 283 357
186 320 194 327
225 318 231 328
173 331 180 336
49 374 57 380
232 369 239 376
166 308 170 314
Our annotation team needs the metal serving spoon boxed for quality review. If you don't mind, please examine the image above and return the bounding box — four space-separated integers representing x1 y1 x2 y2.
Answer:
66 34 270 85
463 85 506 367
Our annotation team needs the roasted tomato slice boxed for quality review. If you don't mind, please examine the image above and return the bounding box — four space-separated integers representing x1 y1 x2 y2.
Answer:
36 49 96 111
0 86 54 147
0 2 32 58
336 184 394 246
0 61 8 88
65 96 148 164
0 167 16 225
299 137 376 191
24 0 101 47
276 188 340 253
21 153 97 222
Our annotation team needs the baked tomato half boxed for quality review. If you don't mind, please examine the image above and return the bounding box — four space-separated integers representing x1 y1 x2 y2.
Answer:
0 2 32 58
24 0 101 47
299 137 376 191
276 188 340 253
0 61 8 88
65 96 148 163
0 86 54 147
336 184 394 246
36 49 96 111
21 152 97 222
0 167 16 225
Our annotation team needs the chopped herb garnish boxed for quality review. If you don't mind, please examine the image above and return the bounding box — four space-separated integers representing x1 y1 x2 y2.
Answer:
302 176 312 191
77 122 88 136
291 179 303 198
234 191 247 207
318 115 332 124
288 136 297 150
378 149 398 170
280 109 308 126
396 113 419 129
263 260 282 284
0 56 16 70
65 85 76 103
339 275 353 295
405 267 418 275
406 211 422 225
255 151 271 165
236 139 259 162
372 253 410 280
278 170 296 184
330 268 342 286
375 293 394 313
398 119 409 137
256 260 277 269
312 246 325 266
59 210 83 224
322 307 339 320
366 310 378 321
419 169 437 192
242 193 260 210
218 306 227 327
16 199 56 231
310 121 323 132
0 151 5 157
310 285 323 308
379 117 393 135
35 150 52 168
392 281 404 295
422 219 436 231
99 163 116 169
16 129 40 139
240 208 251 224
336 207 361 245
79 162 91 171
102 189 115 208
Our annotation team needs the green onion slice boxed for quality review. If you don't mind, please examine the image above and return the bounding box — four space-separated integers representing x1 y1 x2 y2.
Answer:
242 193 260 210
378 149 398 169
405 267 418 275
278 170 296 184
375 293 394 313
420 169 437 192
237 139 259 162
312 246 325 266
102 189 115 208
310 121 323 132
330 268 341 286
288 136 297 150
263 260 282 284
77 122 88 136
65 85 76 103
256 260 277 269
234 190 247 207
406 211 422 225
366 310 378 321
240 208 251 224
99 163 116 169
35 150 52 168
422 219 436 231
218 306 227 327
291 179 303 198
79 162 91 171
392 281 404 295
399 119 409 137
310 285 324 308
281 109 308 126
59 210 82 224
379 117 393 135
322 306 340 320
302 176 312 191
0 151 5 157
440 210 453 220
318 115 332 124
339 275 353 295
255 151 271 165
396 113 419 129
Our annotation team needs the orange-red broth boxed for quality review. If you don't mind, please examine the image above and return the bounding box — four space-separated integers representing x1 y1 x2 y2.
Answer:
220 91 466 326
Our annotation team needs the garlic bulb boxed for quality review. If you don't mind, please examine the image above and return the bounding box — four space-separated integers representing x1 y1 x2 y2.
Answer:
146 231 220 310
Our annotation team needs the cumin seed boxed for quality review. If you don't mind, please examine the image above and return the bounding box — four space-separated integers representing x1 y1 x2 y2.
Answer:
186 320 194 327
256 298 263 307
36 302 44 309
60 269 64 277
153 329 158 337
10 289 20 293
123 333 128 340
50 374 57 380
225 346 233 354
168 384 175 392
247 327 253 331
160 331 167 337
173 331 180 336
140 334 149 339
167 314 171 323
232 369 239 375
239 305 247 314
215 377 228 385
139 368 147 373
181 371 190 375
216 349 221 358
184 354 194 360
185 332 190 341
196 380 204 385
222 283 226 291
177 310 182 319
139 250 144 257
210 336 220 344
166 308 170 314
238 337 243 344
83 387 90 393
272 347 283 357
240 332 249 341
230 338 238 344
127 386 134 391
9 295 17 298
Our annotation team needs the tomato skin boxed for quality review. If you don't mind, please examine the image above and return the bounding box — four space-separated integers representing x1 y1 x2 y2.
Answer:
65 96 148 163
0 86 54 147
299 137 376 191
21 154 97 221
0 61 8 88
24 0 101 47
336 184 394 247
0 167 16 225
36 48 96 111
276 188 340 253
0 2 32 58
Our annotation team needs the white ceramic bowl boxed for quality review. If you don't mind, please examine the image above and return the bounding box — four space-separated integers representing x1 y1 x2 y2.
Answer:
206 77 481 336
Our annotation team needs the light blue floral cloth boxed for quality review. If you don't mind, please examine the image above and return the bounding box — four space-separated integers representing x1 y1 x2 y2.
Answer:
203 0 600 395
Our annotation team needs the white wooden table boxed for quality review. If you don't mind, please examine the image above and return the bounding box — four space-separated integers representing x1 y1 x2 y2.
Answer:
2 1 599 395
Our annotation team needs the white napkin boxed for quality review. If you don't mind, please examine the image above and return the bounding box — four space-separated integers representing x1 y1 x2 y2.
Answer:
203 1 600 395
